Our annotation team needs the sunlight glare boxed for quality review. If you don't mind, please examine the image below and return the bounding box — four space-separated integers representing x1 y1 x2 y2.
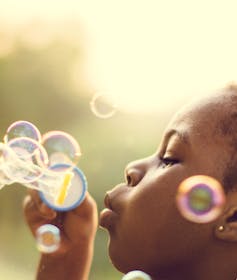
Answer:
2 0 237 113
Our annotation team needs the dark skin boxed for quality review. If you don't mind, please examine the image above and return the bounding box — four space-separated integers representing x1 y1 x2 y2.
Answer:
24 86 237 280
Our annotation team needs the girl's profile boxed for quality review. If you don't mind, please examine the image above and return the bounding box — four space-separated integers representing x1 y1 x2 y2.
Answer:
24 84 237 280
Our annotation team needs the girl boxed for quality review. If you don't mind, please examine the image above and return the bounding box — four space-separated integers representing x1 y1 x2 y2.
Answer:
24 84 237 280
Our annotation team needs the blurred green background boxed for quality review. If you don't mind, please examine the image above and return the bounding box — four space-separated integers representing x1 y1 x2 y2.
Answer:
0 23 173 279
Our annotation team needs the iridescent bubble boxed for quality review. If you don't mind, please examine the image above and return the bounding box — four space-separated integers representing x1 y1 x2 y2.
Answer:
176 175 226 223
4 137 48 183
36 224 60 253
90 92 118 119
42 131 81 166
7 137 48 166
4 120 41 143
122 270 152 280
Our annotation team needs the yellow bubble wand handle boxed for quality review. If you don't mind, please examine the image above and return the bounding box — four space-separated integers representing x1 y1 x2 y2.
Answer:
55 171 74 205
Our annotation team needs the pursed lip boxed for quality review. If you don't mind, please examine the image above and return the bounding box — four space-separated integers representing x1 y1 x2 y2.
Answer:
99 192 117 229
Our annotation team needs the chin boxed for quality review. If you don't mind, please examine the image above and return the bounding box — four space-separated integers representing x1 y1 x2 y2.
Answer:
108 240 134 273
110 254 156 279
108 238 163 278
108 239 148 274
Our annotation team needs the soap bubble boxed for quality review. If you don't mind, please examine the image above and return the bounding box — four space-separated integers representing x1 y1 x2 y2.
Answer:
36 224 60 253
3 137 48 183
90 92 118 119
176 175 226 223
7 137 48 166
4 120 41 143
42 131 81 166
122 270 152 280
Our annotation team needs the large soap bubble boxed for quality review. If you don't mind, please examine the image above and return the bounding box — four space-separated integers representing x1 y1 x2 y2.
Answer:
176 175 226 223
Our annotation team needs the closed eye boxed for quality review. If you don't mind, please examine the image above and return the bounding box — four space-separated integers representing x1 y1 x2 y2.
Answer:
160 157 179 168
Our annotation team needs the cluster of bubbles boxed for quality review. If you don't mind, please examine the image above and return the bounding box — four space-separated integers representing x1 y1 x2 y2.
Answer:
0 120 87 211
122 270 152 280
90 92 118 119
4 120 81 166
176 175 226 223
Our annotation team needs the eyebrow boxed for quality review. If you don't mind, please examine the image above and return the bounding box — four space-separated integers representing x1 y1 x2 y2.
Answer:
165 129 190 145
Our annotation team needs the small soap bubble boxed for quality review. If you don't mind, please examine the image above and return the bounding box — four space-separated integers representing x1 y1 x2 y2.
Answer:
4 120 41 143
36 224 60 254
122 270 152 280
90 92 118 119
42 131 81 166
176 175 226 223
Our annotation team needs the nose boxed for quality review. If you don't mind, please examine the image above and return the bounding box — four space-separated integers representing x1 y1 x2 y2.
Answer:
125 158 148 187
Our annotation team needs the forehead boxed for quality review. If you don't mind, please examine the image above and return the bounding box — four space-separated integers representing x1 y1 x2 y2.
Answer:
166 91 233 143
160 93 236 180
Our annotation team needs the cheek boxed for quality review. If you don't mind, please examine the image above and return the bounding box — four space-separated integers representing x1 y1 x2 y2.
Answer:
107 194 161 273
108 181 177 272
130 174 213 265
108 167 211 272
118 171 179 238
111 171 195 266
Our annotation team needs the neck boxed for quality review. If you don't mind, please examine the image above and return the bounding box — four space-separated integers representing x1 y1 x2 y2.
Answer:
151 241 237 280
190 240 237 280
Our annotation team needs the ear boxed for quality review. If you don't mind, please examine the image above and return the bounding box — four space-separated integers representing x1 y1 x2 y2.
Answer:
214 206 237 242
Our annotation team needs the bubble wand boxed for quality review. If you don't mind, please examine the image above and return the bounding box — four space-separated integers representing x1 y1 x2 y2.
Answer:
0 120 87 211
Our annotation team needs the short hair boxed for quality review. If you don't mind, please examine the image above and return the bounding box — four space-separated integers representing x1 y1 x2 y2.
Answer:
218 84 237 192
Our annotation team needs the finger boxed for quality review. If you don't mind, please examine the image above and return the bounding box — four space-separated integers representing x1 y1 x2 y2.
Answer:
72 192 97 219
23 191 57 224
23 194 60 236
28 189 57 219
69 192 98 237
23 194 45 235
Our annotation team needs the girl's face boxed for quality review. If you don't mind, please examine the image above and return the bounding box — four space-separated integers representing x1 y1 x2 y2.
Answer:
99 93 231 278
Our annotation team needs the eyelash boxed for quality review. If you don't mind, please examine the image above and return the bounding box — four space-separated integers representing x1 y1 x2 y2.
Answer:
160 157 179 168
